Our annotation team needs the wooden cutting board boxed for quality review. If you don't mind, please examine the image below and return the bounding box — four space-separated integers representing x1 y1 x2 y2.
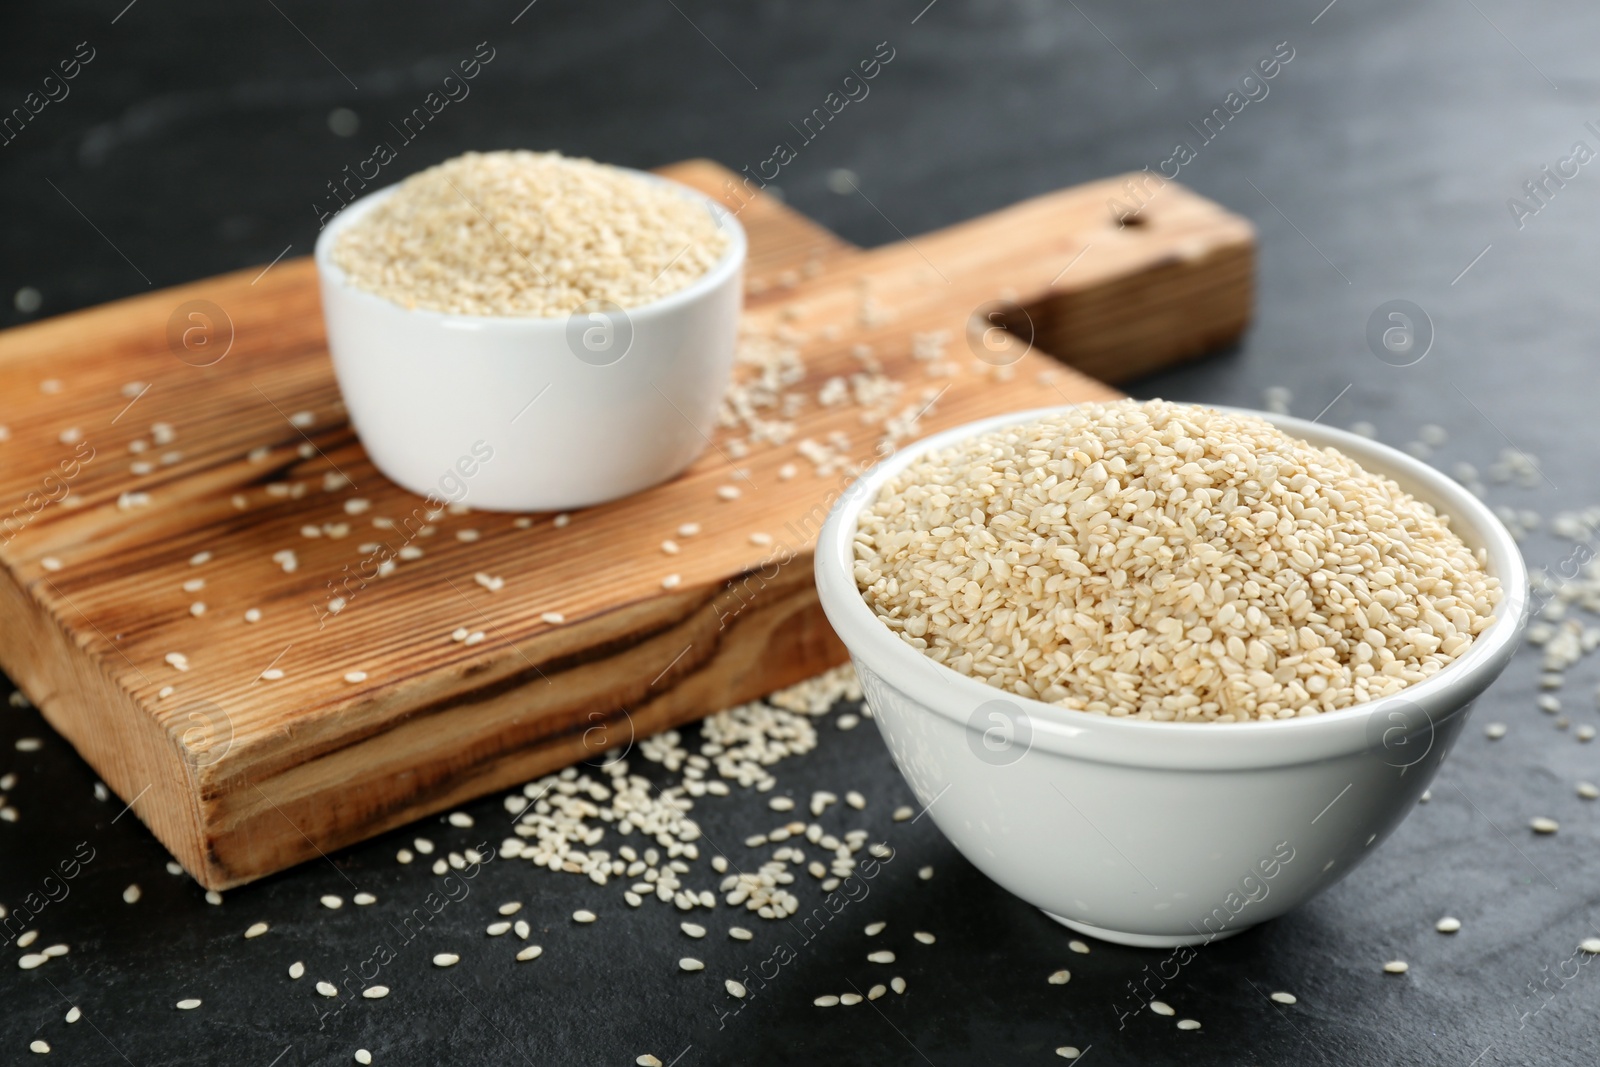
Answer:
0 160 1253 888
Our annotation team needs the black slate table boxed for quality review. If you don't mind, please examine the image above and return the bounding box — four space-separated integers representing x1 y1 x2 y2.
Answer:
3 1 1597 1063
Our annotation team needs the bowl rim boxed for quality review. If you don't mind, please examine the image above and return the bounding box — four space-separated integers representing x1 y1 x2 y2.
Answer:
813 401 1531 770
312 163 748 328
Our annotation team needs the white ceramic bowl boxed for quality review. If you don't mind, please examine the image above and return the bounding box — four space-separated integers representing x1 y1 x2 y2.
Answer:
814 405 1529 947
314 169 746 512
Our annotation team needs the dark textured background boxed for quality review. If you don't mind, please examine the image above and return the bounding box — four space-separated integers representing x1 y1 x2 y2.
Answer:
3 0 1598 1063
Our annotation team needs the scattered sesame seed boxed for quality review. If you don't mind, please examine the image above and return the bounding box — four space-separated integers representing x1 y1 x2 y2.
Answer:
892 806 913 822
1055 1048 1081 1059
661 540 680 555
1151 1001 1175 1016
260 668 285 681
867 950 896 964
1383 960 1409 974
725 979 747 997
176 999 202 1010
681 922 706 938
729 927 753 941
553 513 571 528
41 945 67 958
1048 970 1071 985
541 612 566 625
840 992 863 1005
891 977 906 994
1436 917 1461 934
769 796 795 812
679 957 705 972
1531 817 1560 834
244 608 262 623
1270 991 1297 1004
317 981 339 996
487 922 511 936
1579 782 1600 800
913 931 935 945
414 837 434 854
353 893 376 906
123 884 141 904
814 995 840 1007
448 812 474 827
41 557 61 572
662 574 682 589
1068 940 1090 954
836 714 860 731
677 523 700 537
1485 723 1507 739
717 486 741 501
30 1040 49 1054
344 671 368 684
637 1057 662 1067
244 922 269 939
1581 939 1600 955
65 1007 79 1024
516 945 543 962
498 902 523 916
362 986 389 999
189 602 206 617
355 1051 372 1065
1176 1019 1202 1031
433 953 460 967
289 961 305 979
165 652 190 671
918 866 934 881
464 631 485 646
18 954 46 970
845 790 866 809
321 895 344 909
205 890 223 905
573 909 597 923
865 921 886 936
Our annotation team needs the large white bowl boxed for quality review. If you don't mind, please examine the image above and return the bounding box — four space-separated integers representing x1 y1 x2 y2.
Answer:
314 169 746 512
814 405 1529 947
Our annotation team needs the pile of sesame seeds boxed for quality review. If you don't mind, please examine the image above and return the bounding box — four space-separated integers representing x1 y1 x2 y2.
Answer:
854 399 1503 721
331 151 729 317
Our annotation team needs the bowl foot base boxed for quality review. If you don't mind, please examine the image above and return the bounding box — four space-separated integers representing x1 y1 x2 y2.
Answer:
1042 911 1249 948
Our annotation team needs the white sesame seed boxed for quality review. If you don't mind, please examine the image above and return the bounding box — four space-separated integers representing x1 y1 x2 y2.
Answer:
516 945 543 962
679 957 704 972
865 921 886 936
244 922 269 939
463 631 485 646
890 977 906 994
913 931 935 945
1048 969 1071 985
1383 960 1409 974
814 995 840 1007
353 893 376 906
573 909 597 923
1531 817 1560 834
892 806 913 822
1485 722 1507 739
1436 916 1461 933
260 668 285 681
65 1007 80 1024
1270 991 1297 1004
836 714 860 731
317 981 339 997
30 1040 49 1054
165 652 190 671
1579 782 1600 800
321 895 344 909
41 945 67 958
123 884 141 904
176 998 202 1010
1055 1048 1081 1060
205 890 223 905
636 1057 662 1067
18 954 46 970
1582 939 1600 955
717 486 741 500
414 837 434 854
448 812 473 827
1150 1001 1175 1016
189 602 206 617
487 922 511 936
289 961 305 979
681 922 706 938
867 983 887 1000
362 986 389 999
182 578 205 593
1176 1019 1202 1031
498 901 523 916
677 523 700 537
355 1051 372 1065
918 866 934 881
41 556 62 572
867 950 895 964
840 992 863 1005
661 540 680 555
724 978 747 998
769 796 795 812
1068 940 1090 954
244 608 262 623
541 612 566 625
433 953 460 967
729 927 753 941
662 574 682 589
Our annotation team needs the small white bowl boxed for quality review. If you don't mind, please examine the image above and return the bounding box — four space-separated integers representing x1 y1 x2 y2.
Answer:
814 405 1528 947
314 169 746 512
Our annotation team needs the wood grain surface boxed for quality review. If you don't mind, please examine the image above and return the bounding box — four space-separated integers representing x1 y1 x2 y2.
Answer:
0 160 1253 887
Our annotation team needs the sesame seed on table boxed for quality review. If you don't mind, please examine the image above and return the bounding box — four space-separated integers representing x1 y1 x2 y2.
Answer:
3 0 1600 1063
